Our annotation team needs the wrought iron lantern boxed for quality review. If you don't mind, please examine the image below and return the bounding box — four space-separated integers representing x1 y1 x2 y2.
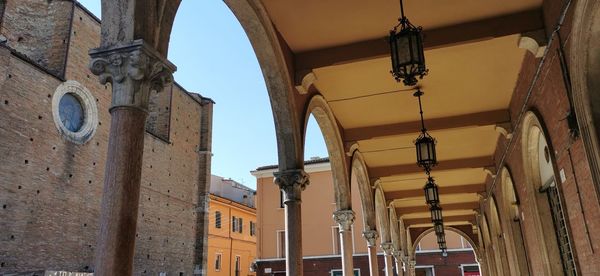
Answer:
389 0 427 86
436 233 446 244
439 242 447 251
424 177 440 205
414 90 437 169
430 204 443 223
433 221 444 234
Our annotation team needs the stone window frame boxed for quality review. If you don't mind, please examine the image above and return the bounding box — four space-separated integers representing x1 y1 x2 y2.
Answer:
52 80 98 144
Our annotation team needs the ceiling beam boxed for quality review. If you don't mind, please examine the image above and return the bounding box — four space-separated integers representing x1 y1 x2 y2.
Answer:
344 109 509 141
396 201 480 215
294 8 543 83
370 156 494 178
385 183 485 200
404 214 476 226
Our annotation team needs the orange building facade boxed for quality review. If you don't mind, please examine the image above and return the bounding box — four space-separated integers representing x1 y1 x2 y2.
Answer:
207 177 257 276
252 159 479 276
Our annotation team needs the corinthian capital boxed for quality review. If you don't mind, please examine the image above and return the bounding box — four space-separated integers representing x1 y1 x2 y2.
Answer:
333 210 355 231
362 230 378 247
381 242 394 255
89 39 176 110
274 169 309 203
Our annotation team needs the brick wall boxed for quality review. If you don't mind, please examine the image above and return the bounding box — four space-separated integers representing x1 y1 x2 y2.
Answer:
0 2 211 275
0 0 73 77
485 0 600 274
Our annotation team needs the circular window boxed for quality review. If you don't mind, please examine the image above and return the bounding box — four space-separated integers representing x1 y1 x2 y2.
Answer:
59 93 85 132
52 81 98 144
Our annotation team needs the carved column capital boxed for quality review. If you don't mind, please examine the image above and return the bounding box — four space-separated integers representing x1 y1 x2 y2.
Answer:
89 39 176 111
333 210 355 231
381 242 394 255
274 169 309 203
362 230 379 247
392 250 402 259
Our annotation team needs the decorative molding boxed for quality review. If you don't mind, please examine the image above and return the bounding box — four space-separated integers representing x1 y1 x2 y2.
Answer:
295 71 317 95
274 169 309 203
483 166 497 178
362 230 379 247
381 242 394 255
333 210 356 231
495 122 513 139
89 39 176 111
51 80 98 144
518 30 547 58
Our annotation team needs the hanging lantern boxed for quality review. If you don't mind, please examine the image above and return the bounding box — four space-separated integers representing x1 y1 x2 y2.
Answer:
433 221 444 234
439 242 447 251
436 233 446 244
414 90 437 169
424 177 439 205
430 204 443 223
389 0 428 86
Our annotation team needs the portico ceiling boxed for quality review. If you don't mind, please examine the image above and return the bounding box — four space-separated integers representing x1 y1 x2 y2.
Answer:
260 0 543 230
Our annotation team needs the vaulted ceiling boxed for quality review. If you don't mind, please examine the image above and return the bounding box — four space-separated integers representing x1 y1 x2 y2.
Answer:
261 0 544 231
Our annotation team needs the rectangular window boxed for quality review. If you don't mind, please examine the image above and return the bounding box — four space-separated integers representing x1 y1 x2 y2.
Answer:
239 217 243 233
277 230 286 258
250 221 256 236
215 211 221 229
235 255 241 276
232 216 237 232
215 253 222 271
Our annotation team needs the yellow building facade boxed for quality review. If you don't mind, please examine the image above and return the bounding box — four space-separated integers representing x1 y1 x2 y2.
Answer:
207 193 257 276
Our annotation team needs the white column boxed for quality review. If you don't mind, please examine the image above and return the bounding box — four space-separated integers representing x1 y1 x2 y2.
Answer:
392 250 402 276
381 242 394 276
363 230 380 276
334 210 356 276
274 169 310 276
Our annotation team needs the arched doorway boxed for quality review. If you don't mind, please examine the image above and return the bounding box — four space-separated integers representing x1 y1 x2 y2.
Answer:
488 197 509 276
521 112 577 275
499 167 530 276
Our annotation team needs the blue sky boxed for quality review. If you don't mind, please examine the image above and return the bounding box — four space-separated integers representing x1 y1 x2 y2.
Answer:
77 1 328 188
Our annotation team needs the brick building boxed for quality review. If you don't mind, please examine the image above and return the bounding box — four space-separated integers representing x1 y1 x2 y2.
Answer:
207 176 257 276
0 1 213 275
252 160 479 276
3 0 600 275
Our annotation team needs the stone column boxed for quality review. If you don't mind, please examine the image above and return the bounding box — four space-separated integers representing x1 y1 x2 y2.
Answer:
363 230 380 276
274 169 309 276
381 242 394 276
89 40 175 276
334 210 356 276
392 250 402 276
408 260 416 276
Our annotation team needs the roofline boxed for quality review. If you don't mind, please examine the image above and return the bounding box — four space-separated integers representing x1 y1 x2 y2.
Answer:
250 159 331 178
209 193 256 213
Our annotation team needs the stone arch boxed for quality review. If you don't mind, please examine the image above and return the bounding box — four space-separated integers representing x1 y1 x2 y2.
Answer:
410 226 481 259
389 206 401 251
570 0 600 197
521 111 573 275
375 182 391 243
499 167 530 275
480 213 498 276
100 0 305 170
305 94 351 209
351 150 376 231
488 196 509 276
